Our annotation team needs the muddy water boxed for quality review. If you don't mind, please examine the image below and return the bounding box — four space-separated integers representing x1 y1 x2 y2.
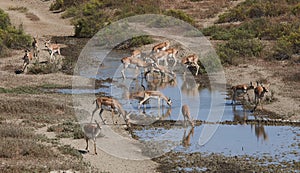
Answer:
58 52 299 165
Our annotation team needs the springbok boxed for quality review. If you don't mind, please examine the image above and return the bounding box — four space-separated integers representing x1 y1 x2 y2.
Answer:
91 97 131 125
138 90 172 109
152 41 170 53
182 104 194 127
121 56 153 79
32 36 39 59
150 50 169 66
165 48 178 67
253 83 270 111
22 49 35 72
44 40 61 62
131 49 141 58
231 82 255 104
181 54 200 76
83 120 102 155
151 63 175 78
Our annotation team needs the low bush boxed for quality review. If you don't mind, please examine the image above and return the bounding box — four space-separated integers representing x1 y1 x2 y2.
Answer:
217 0 293 23
273 28 300 60
217 38 263 65
0 9 32 57
164 9 195 26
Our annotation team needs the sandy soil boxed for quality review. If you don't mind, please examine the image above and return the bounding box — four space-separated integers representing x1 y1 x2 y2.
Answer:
0 0 299 172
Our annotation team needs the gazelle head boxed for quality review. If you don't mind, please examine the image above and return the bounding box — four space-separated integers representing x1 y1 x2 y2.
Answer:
261 83 270 93
248 81 255 90
167 97 172 107
44 40 51 48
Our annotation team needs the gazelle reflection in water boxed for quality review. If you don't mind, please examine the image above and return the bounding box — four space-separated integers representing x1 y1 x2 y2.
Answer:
252 124 268 143
182 127 195 148
232 105 248 124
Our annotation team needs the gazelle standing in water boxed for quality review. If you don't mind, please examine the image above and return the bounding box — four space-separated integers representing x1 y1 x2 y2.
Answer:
138 90 172 109
182 104 194 127
253 82 270 111
231 82 255 105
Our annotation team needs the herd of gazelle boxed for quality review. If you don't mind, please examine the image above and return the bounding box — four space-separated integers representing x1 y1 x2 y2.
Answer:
231 81 270 111
84 41 272 154
22 36 61 72
121 40 200 79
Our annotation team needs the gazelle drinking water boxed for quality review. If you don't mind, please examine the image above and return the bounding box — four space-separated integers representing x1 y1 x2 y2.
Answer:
182 104 194 127
138 90 172 109
91 97 131 126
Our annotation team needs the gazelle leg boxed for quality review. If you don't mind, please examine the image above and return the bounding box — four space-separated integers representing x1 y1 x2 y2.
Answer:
85 137 89 151
94 140 97 155
99 109 106 124
121 63 128 79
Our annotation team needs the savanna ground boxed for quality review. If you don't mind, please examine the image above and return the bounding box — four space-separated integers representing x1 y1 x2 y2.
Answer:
0 0 299 172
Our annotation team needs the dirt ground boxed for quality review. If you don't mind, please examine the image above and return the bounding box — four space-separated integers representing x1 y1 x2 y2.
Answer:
0 0 299 172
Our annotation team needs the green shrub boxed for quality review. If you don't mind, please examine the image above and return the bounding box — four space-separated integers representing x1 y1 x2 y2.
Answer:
50 0 64 11
217 39 263 65
126 36 154 48
292 3 300 16
217 0 290 23
0 9 10 30
273 28 300 60
3 26 31 49
0 9 31 56
164 9 195 26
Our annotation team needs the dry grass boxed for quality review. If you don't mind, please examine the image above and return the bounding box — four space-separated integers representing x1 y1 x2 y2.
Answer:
0 121 88 172
8 6 40 21
8 6 28 13
0 96 75 124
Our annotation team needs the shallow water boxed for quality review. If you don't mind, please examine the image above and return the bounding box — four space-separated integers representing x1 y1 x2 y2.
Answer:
135 124 300 164
58 51 299 164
